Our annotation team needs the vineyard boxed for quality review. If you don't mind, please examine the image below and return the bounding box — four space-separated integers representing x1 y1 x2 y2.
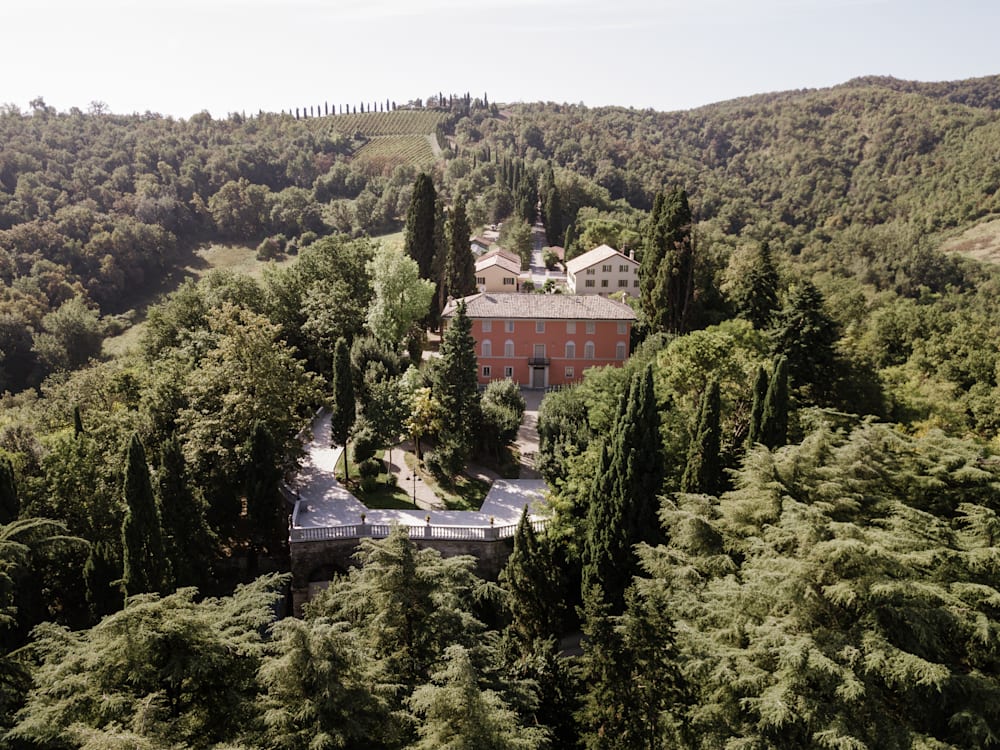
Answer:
321 110 448 136
352 135 437 170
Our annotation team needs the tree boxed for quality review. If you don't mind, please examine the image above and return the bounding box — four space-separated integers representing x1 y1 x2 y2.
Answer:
746 364 769 447
31 295 104 374
245 421 284 554
759 355 789 449
479 378 526 463
408 645 547 750
258 616 391 750
771 279 838 398
582 365 664 612
406 386 442 461
404 172 437 280
728 241 780 329
10 576 289 748
365 245 435 348
441 196 476 308
156 435 216 590
499 217 533 267
330 337 356 481
641 187 695 334
121 433 169 597
500 507 562 645
681 378 722 495
435 300 479 472
0 456 18 525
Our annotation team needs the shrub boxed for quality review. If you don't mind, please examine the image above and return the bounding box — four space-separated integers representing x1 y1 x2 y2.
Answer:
358 457 382 479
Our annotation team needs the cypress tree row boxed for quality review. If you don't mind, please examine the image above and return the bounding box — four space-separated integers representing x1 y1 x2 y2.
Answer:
330 337 356 480
581 365 664 612
157 434 215 589
121 433 168 598
404 173 437 280
681 379 722 495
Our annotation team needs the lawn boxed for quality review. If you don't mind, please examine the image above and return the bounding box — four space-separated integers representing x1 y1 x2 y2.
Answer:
402 452 491 511
335 448 418 510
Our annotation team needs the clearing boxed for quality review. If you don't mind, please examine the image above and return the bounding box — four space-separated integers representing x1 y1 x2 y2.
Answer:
940 215 1000 265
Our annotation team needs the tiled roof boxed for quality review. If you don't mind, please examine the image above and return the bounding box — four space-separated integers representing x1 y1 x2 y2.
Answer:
565 244 636 275
478 246 520 264
442 293 637 321
475 253 521 274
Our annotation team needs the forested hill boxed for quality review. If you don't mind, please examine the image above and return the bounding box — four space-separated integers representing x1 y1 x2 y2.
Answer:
489 76 1000 240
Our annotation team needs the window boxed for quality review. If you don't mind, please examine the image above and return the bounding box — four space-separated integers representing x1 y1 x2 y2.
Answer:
504 366 513 378
504 340 514 357
619 264 630 272
618 279 628 287
586 268 596 275
503 277 515 285
602 264 612 272
535 321 545 333
565 341 576 359
476 276 486 285
565 366 575 379
505 320 514 333
584 279 595 288
617 322 627 334
481 339 492 357
633 279 640 287
586 321 595 334
616 342 627 360
600 279 609 288
482 319 492 332
584 341 595 359
566 321 576 334
533 343 546 359
482 366 491 377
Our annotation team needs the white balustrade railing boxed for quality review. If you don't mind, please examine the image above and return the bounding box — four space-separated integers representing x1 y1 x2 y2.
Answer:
289 518 548 543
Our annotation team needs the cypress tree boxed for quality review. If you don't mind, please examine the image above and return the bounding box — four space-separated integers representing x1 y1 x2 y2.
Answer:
330 337 356 480
681 379 722 495
563 223 575 259
499 507 562 644
245 422 284 555
72 405 84 437
0 455 19 524
157 434 215 589
436 300 479 456
543 182 562 247
650 187 694 333
747 364 769 447
760 355 789 449
582 365 664 612
441 196 475 307
121 433 168 597
404 173 437 280
84 541 121 620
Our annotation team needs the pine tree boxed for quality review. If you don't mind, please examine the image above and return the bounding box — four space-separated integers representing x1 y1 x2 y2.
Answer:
747 364 769 447
760 355 789 449
121 433 168 597
0 455 18 524
499 507 562 644
330 337 356 480
733 241 780 329
405 173 437 280
681 379 722 495
771 279 838 396
157 435 215 589
582 365 664 612
244 421 284 554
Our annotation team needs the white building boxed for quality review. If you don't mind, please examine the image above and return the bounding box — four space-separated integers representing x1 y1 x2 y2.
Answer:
565 244 639 296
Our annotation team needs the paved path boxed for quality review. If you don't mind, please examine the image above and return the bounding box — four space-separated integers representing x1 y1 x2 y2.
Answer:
386 442 445 510
516 387 543 479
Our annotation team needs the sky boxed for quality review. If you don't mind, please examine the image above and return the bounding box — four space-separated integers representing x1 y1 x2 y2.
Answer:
5 0 1000 118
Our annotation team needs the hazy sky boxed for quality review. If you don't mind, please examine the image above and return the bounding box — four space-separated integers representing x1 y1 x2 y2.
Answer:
6 0 999 117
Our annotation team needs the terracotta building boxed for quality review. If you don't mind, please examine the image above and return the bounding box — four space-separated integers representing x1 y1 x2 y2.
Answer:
442 293 637 388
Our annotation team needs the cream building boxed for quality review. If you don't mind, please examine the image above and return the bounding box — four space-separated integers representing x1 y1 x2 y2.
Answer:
565 244 639 296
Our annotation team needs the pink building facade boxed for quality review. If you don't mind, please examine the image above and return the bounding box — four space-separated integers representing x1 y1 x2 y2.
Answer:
442 293 636 389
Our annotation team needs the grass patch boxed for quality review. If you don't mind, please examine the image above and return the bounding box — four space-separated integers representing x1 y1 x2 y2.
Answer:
403 452 490 511
335 448 418 510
